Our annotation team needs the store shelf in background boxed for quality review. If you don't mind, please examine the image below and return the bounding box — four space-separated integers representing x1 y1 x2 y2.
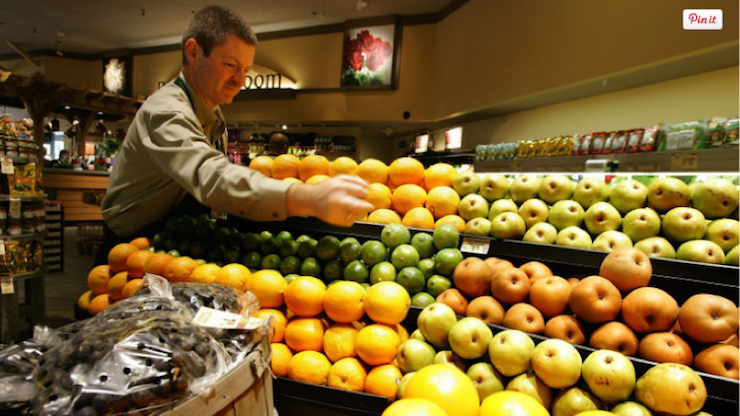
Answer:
474 147 739 173
274 377 388 416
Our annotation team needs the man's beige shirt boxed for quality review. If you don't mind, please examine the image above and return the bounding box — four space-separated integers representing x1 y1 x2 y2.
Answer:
102 73 291 237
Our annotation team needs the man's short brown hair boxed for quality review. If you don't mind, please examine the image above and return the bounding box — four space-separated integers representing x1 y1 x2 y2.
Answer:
182 5 258 65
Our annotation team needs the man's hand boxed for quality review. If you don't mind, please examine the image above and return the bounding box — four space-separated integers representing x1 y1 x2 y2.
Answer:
286 174 375 227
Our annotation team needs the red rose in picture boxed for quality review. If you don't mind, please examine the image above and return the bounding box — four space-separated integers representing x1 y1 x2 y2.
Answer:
348 51 363 71
378 41 392 59
366 53 385 71
358 30 376 53
347 38 361 53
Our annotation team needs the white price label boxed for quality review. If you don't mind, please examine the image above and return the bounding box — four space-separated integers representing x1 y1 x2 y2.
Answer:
1 158 13 175
460 237 490 255
0 240 5 256
210 209 228 220
192 307 267 330
1 277 13 295
671 152 699 171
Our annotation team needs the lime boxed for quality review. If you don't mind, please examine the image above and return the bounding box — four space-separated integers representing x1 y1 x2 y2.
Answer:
227 229 245 247
280 256 301 275
241 251 262 269
370 261 397 284
190 240 208 258
381 223 411 249
178 215 197 234
344 260 369 283
261 254 282 270
260 230 274 241
426 275 452 298
361 240 388 266
434 248 463 277
300 257 322 278
152 231 171 249
260 237 281 256
391 244 420 270
164 239 177 251
167 249 180 257
360 283 371 290
340 237 360 246
316 235 341 262
223 249 241 264
411 292 436 308
297 238 318 258
195 219 216 239
396 267 425 295
212 226 232 243
418 258 436 279
178 239 192 256
411 232 435 259
276 231 293 243
433 223 460 250
194 259 207 265
208 245 226 263
323 259 344 282
296 234 312 243
279 239 299 257
164 216 181 233
241 233 262 252
145 246 155 252
284 274 300 284
339 239 362 264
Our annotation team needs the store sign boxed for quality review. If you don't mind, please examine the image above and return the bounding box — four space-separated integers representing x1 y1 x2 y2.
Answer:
243 65 297 90
683 9 722 30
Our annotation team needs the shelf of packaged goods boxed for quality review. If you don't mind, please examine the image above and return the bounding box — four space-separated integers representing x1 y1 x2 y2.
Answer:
273 378 388 416
0 194 47 202
0 231 46 242
0 266 46 281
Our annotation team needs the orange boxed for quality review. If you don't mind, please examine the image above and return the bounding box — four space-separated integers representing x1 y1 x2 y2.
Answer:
214 263 251 292
284 276 326 317
107 271 129 301
189 263 221 284
394 323 410 342
389 157 425 186
365 364 402 400
480 391 549 416
249 155 274 177
288 350 332 385
121 278 145 299
330 156 359 176
434 215 467 233
328 357 367 392
108 243 140 273
403 364 480 416
285 317 326 352
392 184 427 215
323 323 359 362
382 398 447 416
367 209 402 225
306 174 330 185
163 256 200 283
364 281 410 325
247 270 288 308
87 264 112 295
88 294 112 315
271 342 293 377
365 183 392 210
77 290 94 310
426 186 461 219
299 154 331 182
271 154 301 179
424 163 457 191
355 324 402 366
283 177 303 184
125 250 155 279
129 237 152 250
142 252 175 277
402 207 435 229
258 309 288 342
323 281 365 323
358 159 389 185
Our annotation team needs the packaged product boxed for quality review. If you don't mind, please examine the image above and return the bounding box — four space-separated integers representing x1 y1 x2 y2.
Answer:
591 132 607 154
572 134 584 155
10 163 36 196
515 141 528 158
706 117 727 147
626 129 644 152
601 132 615 154
546 137 560 156
660 120 708 151
611 131 628 153
640 125 660 152
558 136 573 155
724 117 738 145
579 134 593 155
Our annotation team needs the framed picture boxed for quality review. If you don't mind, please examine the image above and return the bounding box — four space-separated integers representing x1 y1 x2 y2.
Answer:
102 55 132 96
340 16 401 90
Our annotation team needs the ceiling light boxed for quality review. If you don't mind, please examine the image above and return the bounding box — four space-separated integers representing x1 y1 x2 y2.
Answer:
356 0 368 11
281 125 287 130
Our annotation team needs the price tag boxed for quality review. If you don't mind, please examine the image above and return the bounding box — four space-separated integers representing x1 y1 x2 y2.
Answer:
1 158 13 175
670 152 699 171
1 277 13 295
0 240 5 256
193 306 267 330
460 237 490 255
210 209 228 220
511 161 523 172
9 198 20 218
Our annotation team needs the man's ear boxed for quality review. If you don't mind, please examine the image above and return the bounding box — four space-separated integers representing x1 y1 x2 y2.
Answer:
184 38 200 66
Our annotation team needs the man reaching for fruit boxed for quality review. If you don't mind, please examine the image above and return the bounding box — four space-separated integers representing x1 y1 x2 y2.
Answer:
100 6 372 264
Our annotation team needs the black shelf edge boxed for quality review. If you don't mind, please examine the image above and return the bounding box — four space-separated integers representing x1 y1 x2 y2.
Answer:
274 377 389 416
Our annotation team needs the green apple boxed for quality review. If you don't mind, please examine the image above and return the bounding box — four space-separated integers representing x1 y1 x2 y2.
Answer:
490 212 526 240
448 317 494 359
691 178 739 219
410 329 425 342
452 170 481 197
584 201 622 235
556 226 592 249
488 198 518 221
426 274 452 297
611 401 655 416
574 176 610 209
676 240 725 264
458 193 490 221
531 338 582 389
582 349 635 404
479 173 510 202
726 245 739 265
510 175 542 204
417 302 458 349
467 362 505 402
635 363 707 415
622 207 661 243
488 329 535 377
464 218 492 236
396 371 415 399
548 200 585 231
396 339 436 373
609 179 648 215
523 222 558 245
591 230 633 252
647 177 691 213
519 198 549 229
634 236 676 259
551 386 602 416
433 350 468 372
662 207 707 244
704 218 739 253
506 371 554 409
538 174 575 205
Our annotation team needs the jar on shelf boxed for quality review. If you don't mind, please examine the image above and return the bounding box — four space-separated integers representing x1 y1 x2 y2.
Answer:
5 139 18 157
7 219 21 236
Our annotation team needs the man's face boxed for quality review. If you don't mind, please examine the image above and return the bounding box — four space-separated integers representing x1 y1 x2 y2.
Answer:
189 34 255 107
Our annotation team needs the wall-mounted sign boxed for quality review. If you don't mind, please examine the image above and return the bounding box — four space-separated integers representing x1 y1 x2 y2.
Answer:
415 134 429 153
446 127 463 150
243 64 297 90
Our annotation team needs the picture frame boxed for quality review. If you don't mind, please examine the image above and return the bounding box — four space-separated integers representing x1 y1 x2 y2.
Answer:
102 55 132 96
340 16 401 90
